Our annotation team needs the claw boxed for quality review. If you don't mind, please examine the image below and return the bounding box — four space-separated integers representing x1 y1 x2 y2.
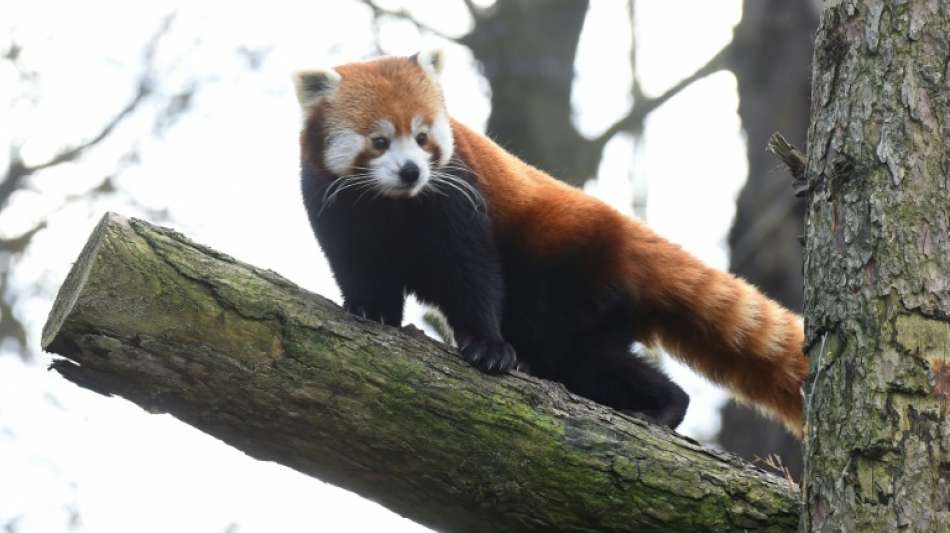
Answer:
461 339 518 375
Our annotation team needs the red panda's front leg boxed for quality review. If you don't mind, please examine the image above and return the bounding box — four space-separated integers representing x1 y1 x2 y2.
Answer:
420 247 517 374
441 273 517 375
409 195 518 375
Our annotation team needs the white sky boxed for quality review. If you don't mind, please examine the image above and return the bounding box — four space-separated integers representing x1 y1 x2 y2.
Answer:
0 1 745 531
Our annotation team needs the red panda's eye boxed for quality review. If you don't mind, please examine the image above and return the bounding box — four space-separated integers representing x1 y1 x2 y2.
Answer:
372 137 390 151
415 132 428 146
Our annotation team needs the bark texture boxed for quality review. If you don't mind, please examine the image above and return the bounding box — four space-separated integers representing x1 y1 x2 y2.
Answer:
802 1 950 531
42 213 799 533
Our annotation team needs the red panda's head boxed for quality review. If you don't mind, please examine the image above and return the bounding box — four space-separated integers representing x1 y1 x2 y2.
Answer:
294 51 453 198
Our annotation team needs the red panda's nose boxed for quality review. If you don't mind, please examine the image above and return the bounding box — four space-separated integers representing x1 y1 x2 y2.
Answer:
399 162 420 184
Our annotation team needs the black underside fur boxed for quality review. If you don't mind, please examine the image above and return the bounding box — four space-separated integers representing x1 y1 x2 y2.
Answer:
301 158 688 429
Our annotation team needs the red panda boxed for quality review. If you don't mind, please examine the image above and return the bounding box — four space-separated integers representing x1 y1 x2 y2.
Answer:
294 51 807 437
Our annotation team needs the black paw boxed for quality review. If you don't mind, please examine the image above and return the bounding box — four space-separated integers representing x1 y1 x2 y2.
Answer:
460 339 518 374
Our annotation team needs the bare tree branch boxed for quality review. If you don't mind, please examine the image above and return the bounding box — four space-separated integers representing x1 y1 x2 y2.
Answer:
0 156 29 214
729 132 811 270
766 132 808 194
592 42 732 151
11 82 150 176
357 0 458 41
0 273 27 356
0 222 47 255
0 14 175 213
0 221 48 359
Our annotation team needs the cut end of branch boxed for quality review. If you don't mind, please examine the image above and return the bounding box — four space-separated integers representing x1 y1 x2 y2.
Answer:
41 212 128 352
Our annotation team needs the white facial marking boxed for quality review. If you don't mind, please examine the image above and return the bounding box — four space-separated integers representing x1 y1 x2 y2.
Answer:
323 128 364 175
411 116 425 134
370 116 432 198
430 112 454 165
372 119 396 139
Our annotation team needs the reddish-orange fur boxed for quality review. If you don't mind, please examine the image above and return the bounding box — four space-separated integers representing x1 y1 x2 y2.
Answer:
451 119 807 437
302 56 807 437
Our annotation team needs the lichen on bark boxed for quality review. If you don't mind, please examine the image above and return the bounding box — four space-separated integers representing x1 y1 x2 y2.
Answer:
801 1 950 531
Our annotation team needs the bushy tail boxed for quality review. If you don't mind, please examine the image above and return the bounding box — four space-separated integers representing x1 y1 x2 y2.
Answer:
634 237 807 437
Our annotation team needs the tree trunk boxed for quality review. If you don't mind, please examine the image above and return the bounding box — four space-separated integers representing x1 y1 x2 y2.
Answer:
42 213 798 533
801 1 950 530
719 0 818 482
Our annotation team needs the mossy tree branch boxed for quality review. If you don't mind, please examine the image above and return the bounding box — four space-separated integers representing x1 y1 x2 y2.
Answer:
43 213 798 533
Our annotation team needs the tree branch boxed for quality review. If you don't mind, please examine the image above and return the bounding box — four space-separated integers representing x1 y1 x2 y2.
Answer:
43 213 799 533
0 272 28 355
0 14 174 212
357 0 458 41
593 42 732 150
730 133 810 271
18 82 150 176
766 132 809 196
0 221 47 254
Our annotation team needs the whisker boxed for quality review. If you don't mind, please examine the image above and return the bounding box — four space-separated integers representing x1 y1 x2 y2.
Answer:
327 179 372 204
354 181 385 205
430 175 484 214
322 172 374 199
433 169 480 186
319 173 379 216
422 181 449 198
324 175 374 202
437 164 474 171
327 178 375 207
436 164 480 177
432 172 485 205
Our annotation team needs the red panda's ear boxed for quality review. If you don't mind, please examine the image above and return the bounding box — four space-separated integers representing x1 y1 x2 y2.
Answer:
292 68 341 108
412 49 445 78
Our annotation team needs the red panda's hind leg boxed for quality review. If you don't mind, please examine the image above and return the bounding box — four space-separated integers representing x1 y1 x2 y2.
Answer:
560 337 689 430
